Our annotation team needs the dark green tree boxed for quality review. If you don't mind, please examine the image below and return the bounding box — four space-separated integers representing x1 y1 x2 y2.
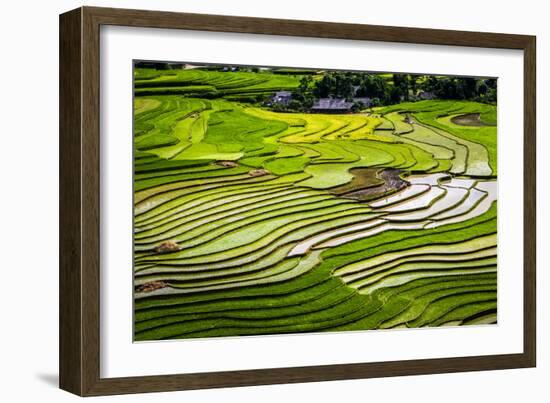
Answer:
409 74 420 95
393 74 409 101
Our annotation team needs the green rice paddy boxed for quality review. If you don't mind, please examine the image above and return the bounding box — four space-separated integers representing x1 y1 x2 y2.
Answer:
133 67 497 341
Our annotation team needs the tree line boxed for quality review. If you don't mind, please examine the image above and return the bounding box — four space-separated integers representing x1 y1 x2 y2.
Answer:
274 72 497 112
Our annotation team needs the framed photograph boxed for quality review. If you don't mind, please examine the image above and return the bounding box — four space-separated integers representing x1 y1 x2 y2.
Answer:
59 6 536 396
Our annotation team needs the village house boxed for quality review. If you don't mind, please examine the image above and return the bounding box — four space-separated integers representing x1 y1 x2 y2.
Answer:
419 91 436 100
311 96 372 113
271 91 293 105
311 98 354 113
352 97 372 107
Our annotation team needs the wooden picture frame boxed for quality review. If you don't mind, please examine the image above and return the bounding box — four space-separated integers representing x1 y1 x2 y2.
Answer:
59 6 536 396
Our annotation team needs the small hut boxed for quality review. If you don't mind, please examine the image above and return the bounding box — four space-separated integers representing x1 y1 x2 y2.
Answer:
272 91 293 105
311 98 354 113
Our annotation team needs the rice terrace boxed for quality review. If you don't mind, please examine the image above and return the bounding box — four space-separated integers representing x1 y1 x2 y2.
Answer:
132 62 498 341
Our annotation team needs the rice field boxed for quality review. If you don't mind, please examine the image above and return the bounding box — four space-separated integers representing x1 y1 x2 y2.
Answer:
133 67 497 341
134 68 303 99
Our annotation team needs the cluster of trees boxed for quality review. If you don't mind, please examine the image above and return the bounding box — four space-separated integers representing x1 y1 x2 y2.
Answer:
271 71 497 112
421 76 497 103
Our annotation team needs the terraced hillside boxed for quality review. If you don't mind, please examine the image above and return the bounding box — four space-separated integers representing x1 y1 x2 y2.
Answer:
133 69 497 341
134 67 303 100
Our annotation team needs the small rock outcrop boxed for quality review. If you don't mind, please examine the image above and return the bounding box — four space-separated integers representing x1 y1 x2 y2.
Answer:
217 160 238 168
249 168 270 177
154 240 180 253
136 281 168 293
